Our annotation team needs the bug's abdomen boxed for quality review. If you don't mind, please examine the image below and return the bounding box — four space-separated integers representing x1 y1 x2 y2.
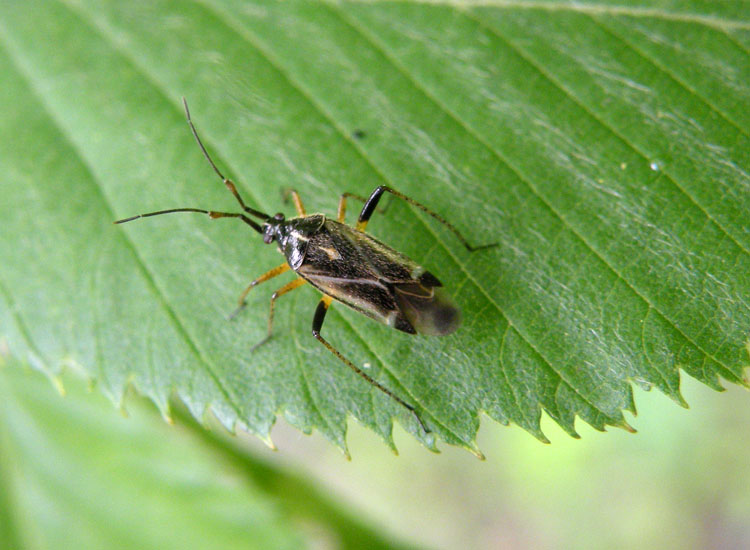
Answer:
299 271 417 333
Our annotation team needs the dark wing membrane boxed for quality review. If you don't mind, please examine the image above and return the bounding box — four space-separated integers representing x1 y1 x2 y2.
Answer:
393 282 460 336
302 274 418 334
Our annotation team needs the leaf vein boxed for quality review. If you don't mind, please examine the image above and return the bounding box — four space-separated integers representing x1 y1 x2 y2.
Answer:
0 12 248 428
0 276 50 372
288 291 340 442
332 4 671 416
589 14 749 141
193 0 471 440
338 5 740 379
467 8 750 259
342 0 750 31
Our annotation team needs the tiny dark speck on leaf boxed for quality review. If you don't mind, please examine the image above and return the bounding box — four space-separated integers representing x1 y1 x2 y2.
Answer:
352 129 367 140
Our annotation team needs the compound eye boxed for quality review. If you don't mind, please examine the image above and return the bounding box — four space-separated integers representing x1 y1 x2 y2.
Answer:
274 212 285 221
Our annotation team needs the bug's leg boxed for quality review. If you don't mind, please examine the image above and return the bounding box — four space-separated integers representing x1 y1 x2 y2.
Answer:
337 193 366 223
229 263 291 320
357 186 497 251
311 297 430 433
250 278 307 352
281 189 307 217
337 194 348 223
338 192 393 223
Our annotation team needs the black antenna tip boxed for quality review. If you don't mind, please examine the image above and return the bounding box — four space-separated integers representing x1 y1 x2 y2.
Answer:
114 215 140 224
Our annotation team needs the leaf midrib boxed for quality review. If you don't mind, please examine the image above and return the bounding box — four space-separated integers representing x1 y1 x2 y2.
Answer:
48 0 467 442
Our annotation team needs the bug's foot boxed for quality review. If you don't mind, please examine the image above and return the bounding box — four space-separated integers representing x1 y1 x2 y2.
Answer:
403 403 430 434
250 335 272 353
280 188 294 204
414 412 431 434
228 302 247 321
466 241 500 252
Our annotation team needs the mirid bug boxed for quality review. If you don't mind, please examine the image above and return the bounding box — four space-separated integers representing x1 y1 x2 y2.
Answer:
115 99 496 432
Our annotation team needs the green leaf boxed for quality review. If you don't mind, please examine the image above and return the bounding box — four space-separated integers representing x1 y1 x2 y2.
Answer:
0 364 304 550
0 0 747 453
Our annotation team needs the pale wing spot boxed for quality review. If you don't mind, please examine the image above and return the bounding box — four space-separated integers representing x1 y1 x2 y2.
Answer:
386 311 400 328
320 246 341 260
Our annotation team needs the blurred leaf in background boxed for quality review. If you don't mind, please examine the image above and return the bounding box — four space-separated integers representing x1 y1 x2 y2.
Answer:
0 0 749 548
0 363 422 550
0 364 304 550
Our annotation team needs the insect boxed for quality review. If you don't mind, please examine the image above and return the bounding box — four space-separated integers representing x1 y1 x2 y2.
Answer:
115 99 496 433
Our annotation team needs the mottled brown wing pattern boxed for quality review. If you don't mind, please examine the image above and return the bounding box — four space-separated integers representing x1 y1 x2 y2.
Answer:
295 220 458 335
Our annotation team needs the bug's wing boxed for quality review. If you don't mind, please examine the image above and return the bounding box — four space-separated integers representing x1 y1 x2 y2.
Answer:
393 282 460 336
297 220 460 335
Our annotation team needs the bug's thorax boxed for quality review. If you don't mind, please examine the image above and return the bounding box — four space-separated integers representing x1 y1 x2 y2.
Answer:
262 213 326 270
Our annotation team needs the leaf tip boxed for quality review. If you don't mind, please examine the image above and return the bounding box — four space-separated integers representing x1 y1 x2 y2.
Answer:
621 421 637 434
334 437 351 461
464 437 484 459
260 435 277 451
426 435 440 453
51 375 66 397
162 407 175 425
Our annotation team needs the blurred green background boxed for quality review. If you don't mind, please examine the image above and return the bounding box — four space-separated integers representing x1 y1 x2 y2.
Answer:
2 363 749 549
294 377 750 550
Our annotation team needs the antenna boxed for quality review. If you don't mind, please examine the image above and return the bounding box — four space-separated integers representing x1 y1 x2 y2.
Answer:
182 97 269 221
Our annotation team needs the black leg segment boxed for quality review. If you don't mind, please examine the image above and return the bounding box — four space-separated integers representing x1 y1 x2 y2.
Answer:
311 298 430 433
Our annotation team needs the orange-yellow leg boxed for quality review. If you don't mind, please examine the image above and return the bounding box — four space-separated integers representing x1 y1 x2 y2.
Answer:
230 263 290 319
337 192 369 226
282 189 307 216
250 277 306 351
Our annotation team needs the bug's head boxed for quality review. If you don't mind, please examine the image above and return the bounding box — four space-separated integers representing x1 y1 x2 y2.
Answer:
262 212 286 244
